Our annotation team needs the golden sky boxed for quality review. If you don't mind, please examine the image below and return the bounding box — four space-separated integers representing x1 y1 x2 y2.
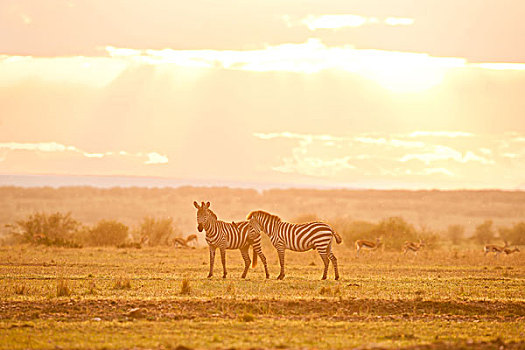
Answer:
1 0 525 189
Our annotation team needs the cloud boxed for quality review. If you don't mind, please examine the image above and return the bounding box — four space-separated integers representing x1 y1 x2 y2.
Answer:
301 15 370 30
253 131 524 186
145 152 169 164
286 15 414 31
0 142 168 165
384 17 415 26
408 131 474 138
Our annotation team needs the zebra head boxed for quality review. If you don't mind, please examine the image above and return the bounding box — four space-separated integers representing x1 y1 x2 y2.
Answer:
193 201 211 232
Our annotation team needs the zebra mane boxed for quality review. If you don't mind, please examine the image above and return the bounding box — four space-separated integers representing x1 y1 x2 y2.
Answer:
247 210 282 224
207 208 218 220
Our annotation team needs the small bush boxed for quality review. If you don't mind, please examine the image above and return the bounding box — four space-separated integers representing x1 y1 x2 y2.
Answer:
180 279 191 295
57 279 72 297
138 217 178 246
14 283 28 295
114 278 132 290
86 280 97 295
239 312 255 322
86 220 129 246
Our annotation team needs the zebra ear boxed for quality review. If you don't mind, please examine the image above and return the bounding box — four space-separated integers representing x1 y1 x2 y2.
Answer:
193 201 200 209
205 201 210 208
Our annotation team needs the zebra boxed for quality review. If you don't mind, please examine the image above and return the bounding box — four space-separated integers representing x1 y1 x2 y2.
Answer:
194 201 269 279
246 210 342 280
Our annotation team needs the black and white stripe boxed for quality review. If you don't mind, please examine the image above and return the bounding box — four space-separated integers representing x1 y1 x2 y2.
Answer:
247 210 342 280
194 201 269 279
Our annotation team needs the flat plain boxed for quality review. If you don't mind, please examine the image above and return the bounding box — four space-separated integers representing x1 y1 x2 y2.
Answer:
0 244 524 349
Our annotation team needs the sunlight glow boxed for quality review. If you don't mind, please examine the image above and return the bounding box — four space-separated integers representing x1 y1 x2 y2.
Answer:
0 56 128 88
106 40 466 93
384 17 414 26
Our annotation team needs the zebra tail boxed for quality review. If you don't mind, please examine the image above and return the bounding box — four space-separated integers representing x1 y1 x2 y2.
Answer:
251 246 258 268
333 230 342 244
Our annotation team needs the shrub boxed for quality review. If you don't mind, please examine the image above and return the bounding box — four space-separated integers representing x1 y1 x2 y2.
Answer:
86 220 129 246
331 218 376 249
114 278 132 290
372 216 417 250
138 217 176 246
180 279 191 295
498 222 525 245
12 212 82 247
57 279 72 297
447 224 465 245
474 220 495 244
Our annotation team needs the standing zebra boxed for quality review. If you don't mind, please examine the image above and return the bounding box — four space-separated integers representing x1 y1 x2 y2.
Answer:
247 210 342 280
194 201 269 279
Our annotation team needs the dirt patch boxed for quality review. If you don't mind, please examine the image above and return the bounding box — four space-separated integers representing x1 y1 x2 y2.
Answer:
0 298 523 322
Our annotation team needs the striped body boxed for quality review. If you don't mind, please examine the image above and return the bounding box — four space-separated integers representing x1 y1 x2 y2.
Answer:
194 201 269 279
247 210 342 280
204 220 250 249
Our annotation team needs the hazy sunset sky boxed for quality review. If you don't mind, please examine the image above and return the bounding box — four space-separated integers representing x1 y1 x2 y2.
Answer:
1 0 525 189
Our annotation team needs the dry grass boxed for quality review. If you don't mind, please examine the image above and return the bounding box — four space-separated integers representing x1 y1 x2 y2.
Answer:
113 278 132 290
56 279 72 297
180 278 191 295
0 245 523 349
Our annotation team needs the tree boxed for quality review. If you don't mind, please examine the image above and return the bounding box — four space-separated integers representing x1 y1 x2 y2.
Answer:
86 220 129 246
447 224 465 245
474 220 494 244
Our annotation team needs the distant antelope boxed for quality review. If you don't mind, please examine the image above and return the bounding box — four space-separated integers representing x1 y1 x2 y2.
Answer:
173 234 198 248
503 247 520 255
403 239 425 255
140 235 150 246
355 238 382 257
484 242 508 257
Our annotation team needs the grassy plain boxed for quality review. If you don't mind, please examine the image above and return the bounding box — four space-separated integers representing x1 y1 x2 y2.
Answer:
0 244 524 349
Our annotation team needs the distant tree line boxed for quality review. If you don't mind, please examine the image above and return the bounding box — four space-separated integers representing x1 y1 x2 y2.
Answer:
4 212 182 248
2 211 524 249
329 216 524 250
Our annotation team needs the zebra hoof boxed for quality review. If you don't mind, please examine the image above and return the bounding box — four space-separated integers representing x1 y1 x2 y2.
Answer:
222 275 227 279
321 276 327 280
335 276 340 281
277 275 284 280
241 274 247 279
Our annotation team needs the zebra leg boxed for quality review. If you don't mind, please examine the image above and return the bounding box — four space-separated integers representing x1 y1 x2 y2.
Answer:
219 247 227 278
329 247 339 280
319 251 330 280
252 241 269 278
207 246 216 278
276 245 286 280
240 247 251 279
